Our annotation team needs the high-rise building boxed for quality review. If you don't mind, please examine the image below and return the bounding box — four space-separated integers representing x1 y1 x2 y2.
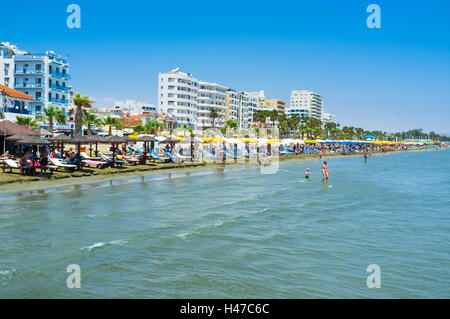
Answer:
226 89 258 129
158 68 199 129
288 90 323 119
158 68 229 129
196 81 227 129
0 42 72 118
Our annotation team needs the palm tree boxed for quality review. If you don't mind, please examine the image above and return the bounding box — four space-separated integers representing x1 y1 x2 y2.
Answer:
102 116 122 136
269 110 278 127
73 93 92 136
83 112 101 136
15 116 38 129
145 120 162 135
210 108 219 128
44 106 66 135
298 123 308 139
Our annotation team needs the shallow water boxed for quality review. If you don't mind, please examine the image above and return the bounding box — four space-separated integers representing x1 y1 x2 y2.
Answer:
0 150 449 298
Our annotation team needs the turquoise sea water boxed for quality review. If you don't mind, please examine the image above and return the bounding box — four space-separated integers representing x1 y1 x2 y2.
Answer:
0 150 449 298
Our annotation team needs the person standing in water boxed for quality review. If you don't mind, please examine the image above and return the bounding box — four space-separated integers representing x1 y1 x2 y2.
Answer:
322 161 329 183
319 149 323 160
305 168 311 180
364 148 369 163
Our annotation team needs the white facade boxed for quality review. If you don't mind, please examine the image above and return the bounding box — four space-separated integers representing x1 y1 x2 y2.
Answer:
288 90 323 119
196 81 227 129
158 68 230 129
0 42 71 118
0 87 35 121
114 99 157 116
158 69 199 129
227 89 258 129
322 112 337 124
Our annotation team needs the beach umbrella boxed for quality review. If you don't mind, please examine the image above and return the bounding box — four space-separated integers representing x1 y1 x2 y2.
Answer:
5 133 32 142
84 135 106 157
365 135 375 140
138 135 157 163
16 136 50 170
161 136 180 144
49 134 72 153
16 136 50 145
105 136 129 167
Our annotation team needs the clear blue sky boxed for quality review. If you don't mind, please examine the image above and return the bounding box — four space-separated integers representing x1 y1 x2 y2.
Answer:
2 0 449 133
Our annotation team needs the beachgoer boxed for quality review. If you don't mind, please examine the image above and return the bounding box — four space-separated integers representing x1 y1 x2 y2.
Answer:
305 168 311 180
322 161 329 183
0 151 10 159
319 150 323 160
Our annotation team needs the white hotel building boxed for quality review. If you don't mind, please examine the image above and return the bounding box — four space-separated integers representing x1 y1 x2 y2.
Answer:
226 89 258 129
287 90 336 123
158 68 228 130
158 69 199 129
0 42 71 118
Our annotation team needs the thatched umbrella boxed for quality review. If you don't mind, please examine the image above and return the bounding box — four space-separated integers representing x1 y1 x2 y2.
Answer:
70 136 92 170
16 136 50 171
5 133 33 156
138 135 157 164
85 135 106 157
161 136 180 154
105 136 129 167
49 134 72 154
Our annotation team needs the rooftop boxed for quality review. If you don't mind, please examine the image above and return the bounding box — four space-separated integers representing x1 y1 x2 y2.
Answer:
0 84 34 101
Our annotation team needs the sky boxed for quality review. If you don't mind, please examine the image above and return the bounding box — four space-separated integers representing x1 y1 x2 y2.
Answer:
1 0 449 133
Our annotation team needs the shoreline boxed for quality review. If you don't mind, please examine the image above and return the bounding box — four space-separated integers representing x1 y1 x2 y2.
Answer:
0 149 436 194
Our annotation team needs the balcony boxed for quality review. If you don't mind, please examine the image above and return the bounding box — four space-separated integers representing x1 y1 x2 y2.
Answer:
50 84 70 92
49 97 69 105
5 107 32 115
50 71 71 80
14 83 44 89
15 69 45 75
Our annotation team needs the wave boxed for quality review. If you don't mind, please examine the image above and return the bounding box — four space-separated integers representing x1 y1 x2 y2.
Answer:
81 239 127 252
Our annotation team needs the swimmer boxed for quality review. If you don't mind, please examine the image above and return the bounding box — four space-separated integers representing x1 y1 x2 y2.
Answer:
322 161 329 183
305 168 311 180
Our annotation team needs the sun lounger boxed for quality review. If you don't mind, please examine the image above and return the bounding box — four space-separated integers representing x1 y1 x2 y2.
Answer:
2 159 21 173
50 158 77 172
101 155 126 168
82 159 108 168
149 151 169 163
80 152 102 160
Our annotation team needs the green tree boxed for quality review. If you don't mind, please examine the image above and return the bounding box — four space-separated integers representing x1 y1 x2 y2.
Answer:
225 119 238 129
44 106 66 135
133 124 146 135
210 108 219 128
102 116 122 136
145 120 162 135
83 112 101 136
15 116 38 129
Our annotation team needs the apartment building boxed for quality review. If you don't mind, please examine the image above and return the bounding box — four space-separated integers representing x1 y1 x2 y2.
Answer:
288 90 323 119
0 42 71 118
158 68 199 129
226 89 258 129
